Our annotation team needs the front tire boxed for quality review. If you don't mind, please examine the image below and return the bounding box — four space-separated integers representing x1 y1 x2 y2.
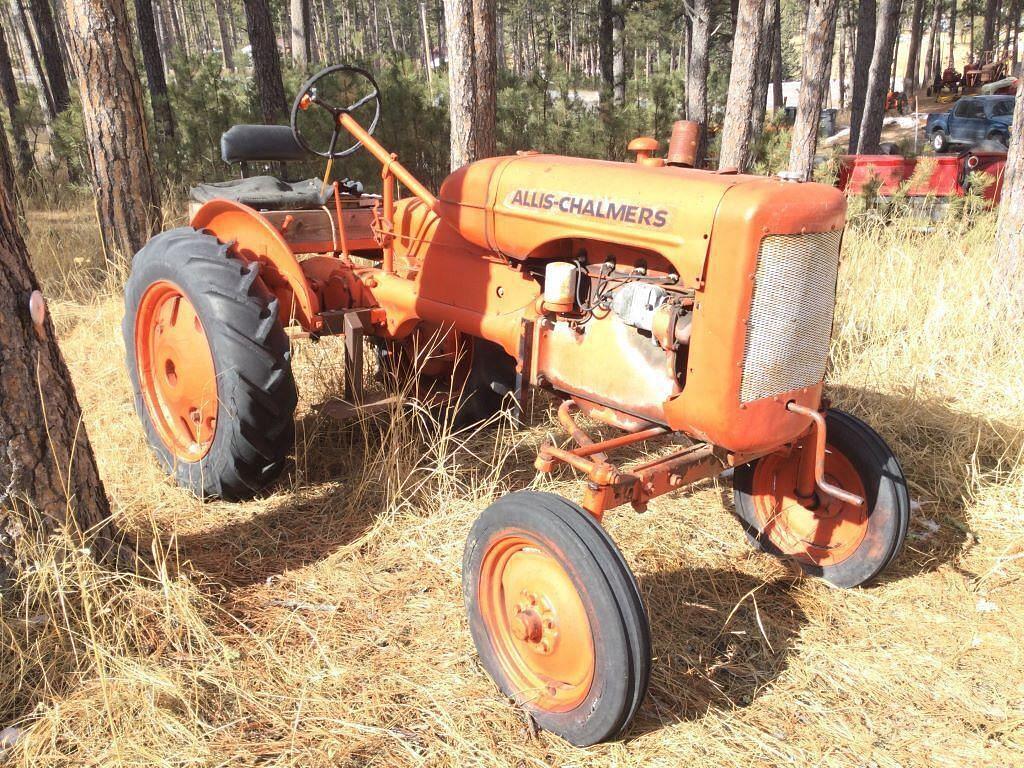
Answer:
123 228 297 500
733 409 910 588
463 491 650 746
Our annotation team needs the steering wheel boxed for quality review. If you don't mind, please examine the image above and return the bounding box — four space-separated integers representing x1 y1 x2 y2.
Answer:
290 65 382 159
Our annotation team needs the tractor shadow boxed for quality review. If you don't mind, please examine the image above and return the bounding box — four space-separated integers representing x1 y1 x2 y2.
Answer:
171 409 391 589
628 567 806 734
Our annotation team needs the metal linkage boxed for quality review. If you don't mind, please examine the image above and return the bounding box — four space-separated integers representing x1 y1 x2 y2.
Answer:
536 400 727 520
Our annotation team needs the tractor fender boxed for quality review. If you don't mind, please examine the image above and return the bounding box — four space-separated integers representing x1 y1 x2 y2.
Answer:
191 199 321 330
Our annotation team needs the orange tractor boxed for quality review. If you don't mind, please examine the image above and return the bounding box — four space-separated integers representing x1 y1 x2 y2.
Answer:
124 67 910 745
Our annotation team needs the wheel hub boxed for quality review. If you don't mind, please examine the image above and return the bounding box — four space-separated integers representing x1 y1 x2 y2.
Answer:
478 536 595 712
135 281 219 462
751 446 869 566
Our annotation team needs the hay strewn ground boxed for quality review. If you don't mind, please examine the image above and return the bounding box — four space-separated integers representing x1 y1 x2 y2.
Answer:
1 205 1022 767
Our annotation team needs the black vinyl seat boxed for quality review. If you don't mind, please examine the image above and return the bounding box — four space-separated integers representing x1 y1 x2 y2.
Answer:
188 125 364 211
220 124 308 164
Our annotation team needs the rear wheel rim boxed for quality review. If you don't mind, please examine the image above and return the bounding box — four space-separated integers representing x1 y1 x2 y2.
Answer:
478 534 595 712
135 281 218 462
749 444 869 567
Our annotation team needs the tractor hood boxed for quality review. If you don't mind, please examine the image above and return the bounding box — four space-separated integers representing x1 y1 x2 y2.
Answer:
436 154 746 285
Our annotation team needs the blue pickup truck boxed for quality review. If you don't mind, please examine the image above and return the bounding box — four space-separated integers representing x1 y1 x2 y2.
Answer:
926 95 1015 152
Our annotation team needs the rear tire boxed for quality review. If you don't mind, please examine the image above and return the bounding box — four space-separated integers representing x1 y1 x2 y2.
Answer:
733 409 910 588
123 228 297 500
931 129 949 153
987 131 1009 149
463 491 650 746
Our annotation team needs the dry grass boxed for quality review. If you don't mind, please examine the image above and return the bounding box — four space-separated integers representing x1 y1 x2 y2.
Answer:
2 203 1023 767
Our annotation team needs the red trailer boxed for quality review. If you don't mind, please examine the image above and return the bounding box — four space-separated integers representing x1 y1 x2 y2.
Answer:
835 151 1007 209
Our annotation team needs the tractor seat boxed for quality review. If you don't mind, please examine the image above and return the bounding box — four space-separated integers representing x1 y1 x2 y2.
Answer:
189 124 364 211
189 176 364 210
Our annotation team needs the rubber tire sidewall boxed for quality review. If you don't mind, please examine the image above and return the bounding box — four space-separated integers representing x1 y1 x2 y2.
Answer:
123 229 296 500
932 130 948 152
463 491 650 746
733 409 910 589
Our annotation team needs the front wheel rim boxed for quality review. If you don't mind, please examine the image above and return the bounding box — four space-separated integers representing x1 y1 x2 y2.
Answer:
135 281 219 462
478 534 595 712
749 444 869 567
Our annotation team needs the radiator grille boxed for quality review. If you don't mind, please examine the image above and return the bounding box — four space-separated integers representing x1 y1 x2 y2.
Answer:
739 230 843 404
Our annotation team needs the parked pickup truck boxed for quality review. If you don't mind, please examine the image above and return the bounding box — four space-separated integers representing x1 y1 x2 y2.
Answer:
926 95 1015 152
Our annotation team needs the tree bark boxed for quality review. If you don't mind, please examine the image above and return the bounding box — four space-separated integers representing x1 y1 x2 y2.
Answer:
0 121 115 587
27 0 70 113
14 0 56 121
242 0 288 124
599 0 613 104
156 0 177 55
790 0 840 180
982 0 1000 55
685 0 710 166
719 0 768 171
63 0 162 264
923 0 942 89
419 1 433 87
133 0 175 144
444 0 475 169
903 0 925 94
611 0 624 106
0 24 33 174
752 0 777 129
771 0 784 111
948 0 956 66
472 0 496 158
858 0 902 154
290 0 310 67
996 78 1023 296
849 0 876 153
213 0 234 70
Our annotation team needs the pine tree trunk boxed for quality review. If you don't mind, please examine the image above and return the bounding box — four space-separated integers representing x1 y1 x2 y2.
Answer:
719 0 768 171
790 0 840 180
63 0 162 264
772 0 784 111
923 0 941 88
948 0 956 65
858 0 902 154
290 0 310 67
419 1 433 85
133 0 175 144
156 0 177 55
242 0 288 124
982 0 1000 54
27 0 70 113
752 0 777 129
599 0 613 104
995 78 1024 290
14 0 56 121
849 0 876 153
444 0 475 169
685 0 710 166
213 0 234 70
611 0 624 106
0 25 33 174
0 127 116 588
903 0 925 94
472 0 496 158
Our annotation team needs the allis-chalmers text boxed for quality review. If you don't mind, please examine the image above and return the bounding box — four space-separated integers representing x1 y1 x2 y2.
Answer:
506 189 670 228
